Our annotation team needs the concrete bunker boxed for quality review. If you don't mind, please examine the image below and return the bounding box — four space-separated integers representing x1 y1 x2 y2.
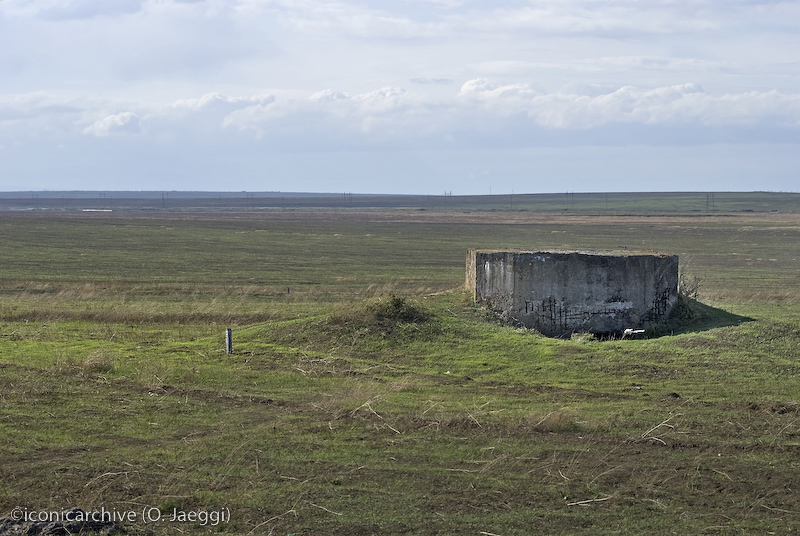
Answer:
466 249 679 337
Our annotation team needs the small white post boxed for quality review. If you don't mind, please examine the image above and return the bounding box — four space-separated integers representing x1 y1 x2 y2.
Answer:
225 328 233 355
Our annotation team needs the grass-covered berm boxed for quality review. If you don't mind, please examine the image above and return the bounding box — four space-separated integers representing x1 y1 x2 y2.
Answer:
1 197 800 535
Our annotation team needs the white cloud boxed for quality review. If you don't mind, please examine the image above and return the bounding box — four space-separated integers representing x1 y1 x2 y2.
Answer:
309 89 351 102
459 78 545 100
457 80 800 130
5 81 800 150
173 92 276 113
83 112 141 136
222 86 421 139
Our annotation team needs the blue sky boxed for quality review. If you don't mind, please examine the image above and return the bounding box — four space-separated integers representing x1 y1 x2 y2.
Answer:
1 0 799 194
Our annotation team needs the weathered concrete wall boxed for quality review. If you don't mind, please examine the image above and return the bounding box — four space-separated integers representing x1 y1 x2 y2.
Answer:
466 249 679 337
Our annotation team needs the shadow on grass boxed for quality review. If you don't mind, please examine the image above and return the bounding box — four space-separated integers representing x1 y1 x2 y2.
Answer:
648 297 754 337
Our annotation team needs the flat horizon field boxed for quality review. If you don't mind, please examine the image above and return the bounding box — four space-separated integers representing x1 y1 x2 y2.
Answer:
1 193 799 534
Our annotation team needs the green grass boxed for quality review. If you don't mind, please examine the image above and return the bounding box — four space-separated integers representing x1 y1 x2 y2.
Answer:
1 200 800 534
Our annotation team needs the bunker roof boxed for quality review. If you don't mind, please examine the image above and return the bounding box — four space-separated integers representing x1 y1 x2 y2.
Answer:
468 248 675 258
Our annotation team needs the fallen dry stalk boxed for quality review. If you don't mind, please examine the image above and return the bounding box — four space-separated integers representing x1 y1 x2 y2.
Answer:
567 496 613 506
308 502 343 516
638 413 683 444
246 509 297 535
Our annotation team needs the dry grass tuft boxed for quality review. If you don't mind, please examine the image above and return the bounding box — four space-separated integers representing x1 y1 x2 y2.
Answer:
523 408 581 433
82 350 116 374
52 352 80 375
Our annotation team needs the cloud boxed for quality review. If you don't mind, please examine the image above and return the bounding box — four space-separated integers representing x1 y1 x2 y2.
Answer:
83 112 141 136
221 86 442 145
308 89 351 102
213 80 800 152
457 80 800 131
3 80 800 159
459 78 545 100
173 92 276 113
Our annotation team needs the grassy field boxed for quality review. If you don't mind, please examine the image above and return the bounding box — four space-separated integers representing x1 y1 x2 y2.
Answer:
1 192 800 535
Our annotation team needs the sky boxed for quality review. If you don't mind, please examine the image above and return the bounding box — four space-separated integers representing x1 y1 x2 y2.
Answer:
1 0 799 195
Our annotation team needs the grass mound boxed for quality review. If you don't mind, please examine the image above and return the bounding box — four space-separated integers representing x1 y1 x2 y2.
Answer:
329 295 433 338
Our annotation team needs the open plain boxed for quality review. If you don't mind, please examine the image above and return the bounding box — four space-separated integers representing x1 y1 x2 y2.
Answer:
1 191 800 535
